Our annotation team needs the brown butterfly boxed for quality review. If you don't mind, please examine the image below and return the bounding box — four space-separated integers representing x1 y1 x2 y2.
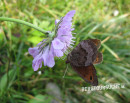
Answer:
66 39 103 86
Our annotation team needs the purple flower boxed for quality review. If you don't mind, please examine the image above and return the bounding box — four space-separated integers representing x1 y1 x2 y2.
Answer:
28 10 76 71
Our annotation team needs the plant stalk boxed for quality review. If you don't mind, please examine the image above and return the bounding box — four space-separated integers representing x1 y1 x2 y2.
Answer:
0 17 48 34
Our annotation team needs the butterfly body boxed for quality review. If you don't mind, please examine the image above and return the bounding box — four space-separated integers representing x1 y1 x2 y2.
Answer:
66 39 103 86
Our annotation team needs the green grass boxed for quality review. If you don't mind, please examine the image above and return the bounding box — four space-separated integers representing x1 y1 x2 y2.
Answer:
0 0 130 103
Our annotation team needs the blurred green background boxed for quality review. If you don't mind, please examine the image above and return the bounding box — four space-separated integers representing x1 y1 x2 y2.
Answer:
0 0 130 103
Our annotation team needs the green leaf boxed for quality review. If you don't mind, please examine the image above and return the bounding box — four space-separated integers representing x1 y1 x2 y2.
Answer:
29 30 44 36
28 36 43 44
0 69 16 96
28 94 52 103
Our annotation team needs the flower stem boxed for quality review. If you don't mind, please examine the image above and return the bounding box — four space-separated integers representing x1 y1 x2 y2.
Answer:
0 17 48 34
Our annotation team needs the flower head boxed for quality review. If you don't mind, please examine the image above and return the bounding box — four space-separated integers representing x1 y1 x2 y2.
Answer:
28 10 76 71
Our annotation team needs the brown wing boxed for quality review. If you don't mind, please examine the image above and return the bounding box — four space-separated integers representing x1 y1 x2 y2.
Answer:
93 52 103 64
80 40 98 66
89 39 101 49
71 64 98 86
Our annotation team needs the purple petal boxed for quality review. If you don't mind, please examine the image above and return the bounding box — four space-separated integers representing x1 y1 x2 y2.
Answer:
57 35 73 43
32 52 43 71
28 47 39 58
60 10 75 25
46 50 55 67
42 46 55 67
52 38 64 49
51 46 63 57
56 10 75 42
57 27 72 36
65 10 76 19
54 49 63 57
42 46 49 66
54 10 76 54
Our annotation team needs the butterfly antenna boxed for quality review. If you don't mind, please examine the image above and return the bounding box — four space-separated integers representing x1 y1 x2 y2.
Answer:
63 64 69 78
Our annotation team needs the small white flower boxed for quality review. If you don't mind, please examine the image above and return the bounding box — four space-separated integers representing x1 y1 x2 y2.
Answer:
38 71 42 75
113 10 119 16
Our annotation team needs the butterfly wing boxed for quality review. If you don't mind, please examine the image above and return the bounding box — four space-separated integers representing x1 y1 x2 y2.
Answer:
80 40 98 66
89 39 101 49
93 52 103 64
71 64 98 86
